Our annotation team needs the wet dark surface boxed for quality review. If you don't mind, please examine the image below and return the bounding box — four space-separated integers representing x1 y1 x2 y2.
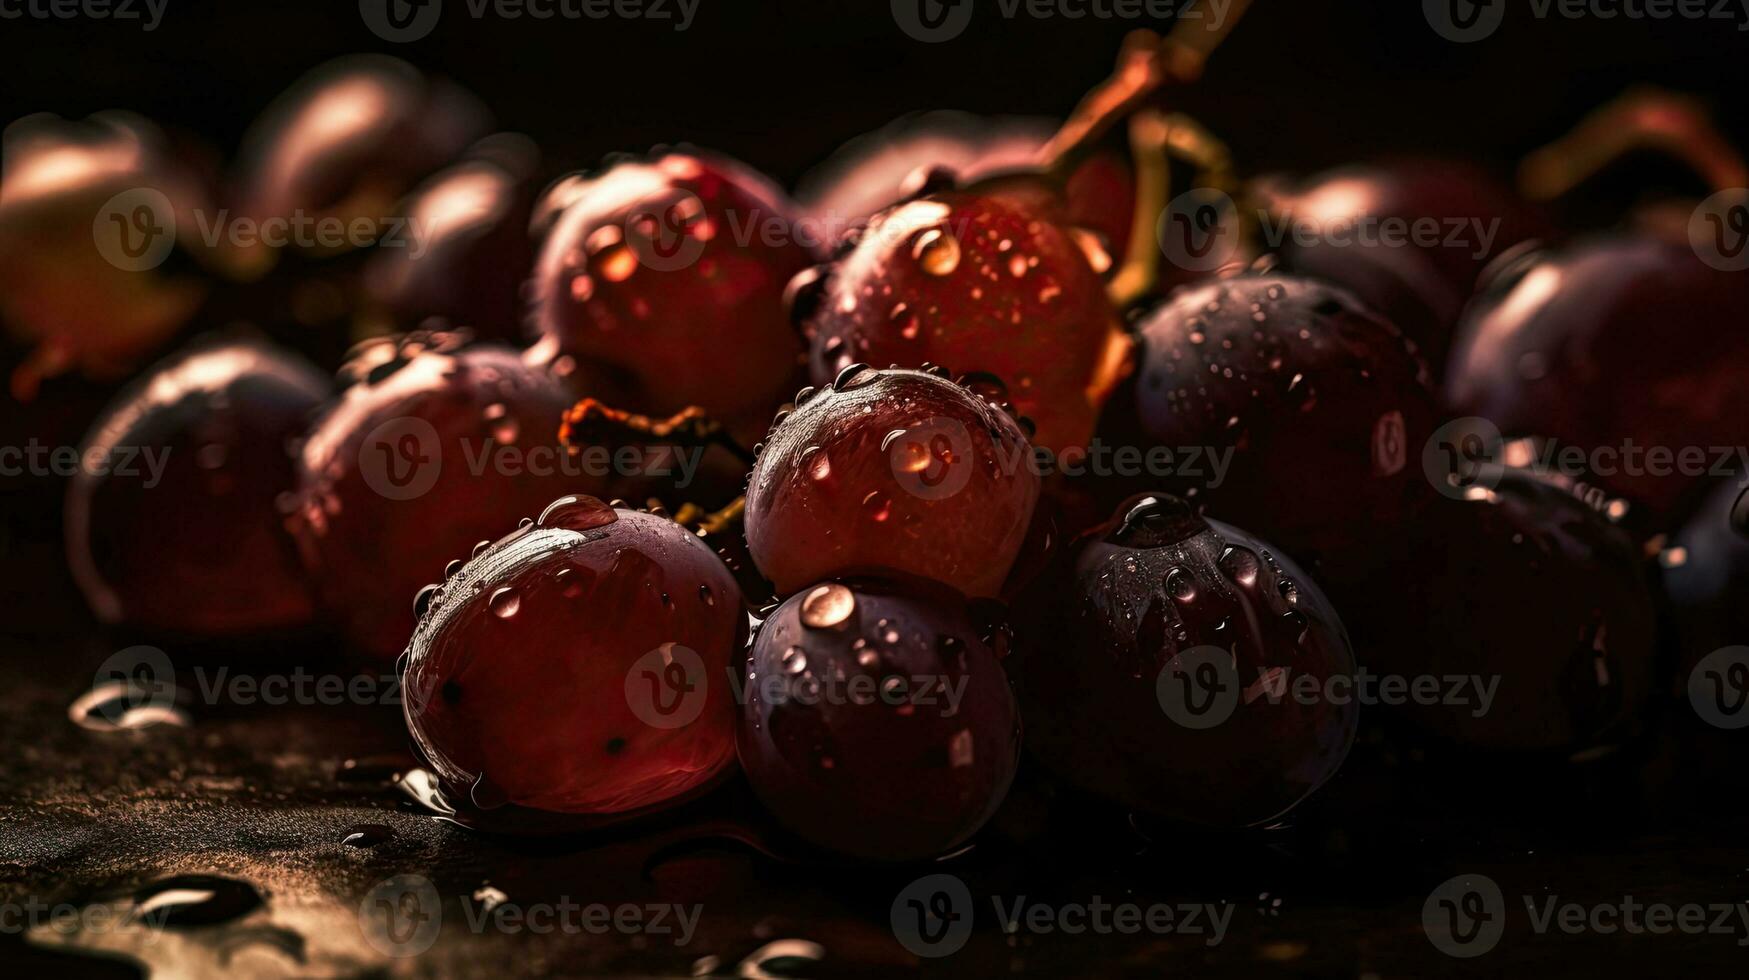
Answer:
2 517 1748 979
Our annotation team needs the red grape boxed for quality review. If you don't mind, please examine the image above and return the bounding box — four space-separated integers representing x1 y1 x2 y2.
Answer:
66 338 328 634
795 110 1135 266
529 150 817 441
744 367 1040 599
288 331 588 658
737 576 1020 860
232 55 488 256
802 188 1125 454
0 112 212 399
405 497 744 816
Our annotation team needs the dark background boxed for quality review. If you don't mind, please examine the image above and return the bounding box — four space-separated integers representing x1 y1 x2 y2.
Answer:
3 3 1749 977
1 0 1745 194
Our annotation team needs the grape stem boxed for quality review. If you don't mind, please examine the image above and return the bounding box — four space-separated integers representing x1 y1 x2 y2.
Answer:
1105 111 1240 307
1035 0 1253 179
559 399 756 466
675 497 746 538
1520 88 1749 200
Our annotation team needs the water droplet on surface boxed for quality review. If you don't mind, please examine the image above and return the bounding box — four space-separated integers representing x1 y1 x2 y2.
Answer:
129 875 263 929
781 646 809 674
489 588 521 618
69 681 190 732
342 824 394 848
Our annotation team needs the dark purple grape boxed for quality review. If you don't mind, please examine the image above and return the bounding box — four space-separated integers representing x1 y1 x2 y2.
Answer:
364 135 540 342
737 577 1020 861
1360 466 1656 750
66 339 329 634
1255 160 1548 367
1017 495 1356 826
1446 234 1749 522
1101 272 1437 582
1662 477 1749 676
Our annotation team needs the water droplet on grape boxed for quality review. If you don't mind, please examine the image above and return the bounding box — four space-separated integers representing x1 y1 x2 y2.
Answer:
1165 567 1197 601
832 362 873 391
538 495 619 530
800 445 832 481
1219 545 1261 587
781 646 809 674
489 588 521 618
799 583 856 628
912 227 962 276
